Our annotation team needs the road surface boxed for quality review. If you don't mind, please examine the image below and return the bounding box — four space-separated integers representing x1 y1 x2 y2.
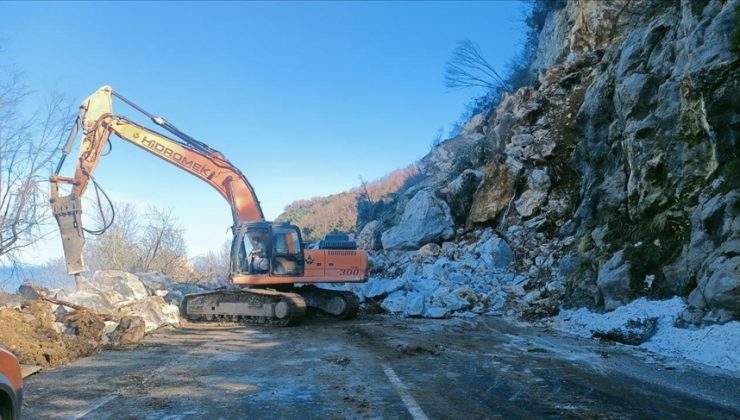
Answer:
23 314 740 419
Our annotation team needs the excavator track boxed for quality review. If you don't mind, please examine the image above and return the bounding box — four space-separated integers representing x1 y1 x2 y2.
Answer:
180 289 306 327
294 285 360 320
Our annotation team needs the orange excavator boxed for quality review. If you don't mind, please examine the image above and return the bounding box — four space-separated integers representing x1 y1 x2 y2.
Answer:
50 86 367 326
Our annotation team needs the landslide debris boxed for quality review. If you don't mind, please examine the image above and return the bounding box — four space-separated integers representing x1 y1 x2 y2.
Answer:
0 270 203 368
0 301 99 368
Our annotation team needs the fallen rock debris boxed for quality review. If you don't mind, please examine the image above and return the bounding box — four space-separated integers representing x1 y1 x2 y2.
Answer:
0 270 207 368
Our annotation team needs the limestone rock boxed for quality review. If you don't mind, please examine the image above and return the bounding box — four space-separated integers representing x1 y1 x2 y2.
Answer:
515 190 549 218
362 278 406 299
356 220 381 251
682 190 740 322
530 0 569 77
404 292 425 317
440 169 483 225
701 256 740 314
422 306 449 318
468 161 515 225
597 250 632 311
475 235 513 271
417 243 441 259
462 112 486 135
90 271 149 303
110 316 146 345
515 169 551 218
116 296 180 333
418 134 484 181
381 291 407 313
592 317 658 345
56 271 149 314
381 189 455 250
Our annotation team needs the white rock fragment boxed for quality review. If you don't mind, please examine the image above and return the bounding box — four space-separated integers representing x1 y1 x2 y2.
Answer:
380 291 405 313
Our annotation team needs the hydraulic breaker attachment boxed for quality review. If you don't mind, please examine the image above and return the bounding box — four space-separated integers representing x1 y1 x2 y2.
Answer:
50 192 87 275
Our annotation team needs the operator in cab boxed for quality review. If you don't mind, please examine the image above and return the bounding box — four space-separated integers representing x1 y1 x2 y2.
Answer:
249 232 270 274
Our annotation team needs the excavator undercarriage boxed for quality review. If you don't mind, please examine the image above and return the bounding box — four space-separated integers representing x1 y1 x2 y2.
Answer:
180 285 359 327
180 289 307 327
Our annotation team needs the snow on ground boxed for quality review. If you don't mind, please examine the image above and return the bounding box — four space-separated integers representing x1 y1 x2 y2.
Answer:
553 297 740 372
554 297 687 338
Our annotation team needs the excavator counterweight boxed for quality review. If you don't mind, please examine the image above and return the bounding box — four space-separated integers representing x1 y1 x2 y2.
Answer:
50 86 367 325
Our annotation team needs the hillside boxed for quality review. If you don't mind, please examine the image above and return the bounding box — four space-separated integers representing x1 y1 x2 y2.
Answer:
276 165 420 241
299 0 739 367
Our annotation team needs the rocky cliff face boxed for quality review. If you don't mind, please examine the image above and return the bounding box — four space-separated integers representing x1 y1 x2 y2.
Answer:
355 0 738 325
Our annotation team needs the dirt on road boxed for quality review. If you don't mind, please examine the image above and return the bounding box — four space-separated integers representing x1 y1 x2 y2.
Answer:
23 314 740 419
0 302 100 368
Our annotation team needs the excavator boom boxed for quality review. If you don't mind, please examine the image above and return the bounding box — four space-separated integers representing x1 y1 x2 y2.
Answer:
53 86 263 221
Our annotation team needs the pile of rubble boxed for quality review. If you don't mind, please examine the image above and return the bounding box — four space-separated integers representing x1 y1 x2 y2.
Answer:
332 228 541 319
0 271 208 368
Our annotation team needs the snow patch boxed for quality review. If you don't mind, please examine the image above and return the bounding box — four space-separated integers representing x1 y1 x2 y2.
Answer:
555 297 740 372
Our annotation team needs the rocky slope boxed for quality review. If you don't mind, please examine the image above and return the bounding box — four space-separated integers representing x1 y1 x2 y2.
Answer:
277 165 420 241
349 0 739 329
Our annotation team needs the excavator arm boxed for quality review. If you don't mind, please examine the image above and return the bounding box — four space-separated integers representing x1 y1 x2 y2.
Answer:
51 86 263 274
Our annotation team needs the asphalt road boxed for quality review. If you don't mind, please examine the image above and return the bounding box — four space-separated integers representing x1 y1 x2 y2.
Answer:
23 314 740 419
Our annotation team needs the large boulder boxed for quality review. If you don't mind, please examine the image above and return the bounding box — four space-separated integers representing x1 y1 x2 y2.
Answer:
56 271 150 314
514 169 551 218
136 272 173 297
356 220 381 251
462 113 486 135
362 278 406 299
681 190 740 323
117 296 180 333
698 256 740 314
110 316 147 345
404 292 426 317
90 271 149 303
475 234 513 271
381 189 455 250
468 161 516 225
597 250 632 311
137 272 206 296
418 134 484 181
381 290 407 313
592 317 659 345
439 169 483 225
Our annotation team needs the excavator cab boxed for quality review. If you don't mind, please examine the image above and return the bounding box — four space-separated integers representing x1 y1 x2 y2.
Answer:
231 222 305 279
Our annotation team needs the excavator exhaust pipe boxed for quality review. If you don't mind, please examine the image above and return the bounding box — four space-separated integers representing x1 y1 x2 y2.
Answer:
50 191 87 275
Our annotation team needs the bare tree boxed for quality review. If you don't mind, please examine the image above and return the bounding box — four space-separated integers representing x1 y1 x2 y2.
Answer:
83 203 192 280
84 202 140 272
444 40 508 92
0 68 70 269
430 127 445 150
190 240 230 286
136 206 189 280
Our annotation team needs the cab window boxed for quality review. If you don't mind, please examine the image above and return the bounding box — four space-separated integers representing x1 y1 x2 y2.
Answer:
272 227 303 276
274 228 300 255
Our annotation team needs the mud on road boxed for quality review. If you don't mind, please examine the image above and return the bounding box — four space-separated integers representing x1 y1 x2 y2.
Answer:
23 314 740 419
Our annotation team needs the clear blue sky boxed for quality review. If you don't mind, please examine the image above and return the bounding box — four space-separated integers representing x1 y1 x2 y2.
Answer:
1 1 527 262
